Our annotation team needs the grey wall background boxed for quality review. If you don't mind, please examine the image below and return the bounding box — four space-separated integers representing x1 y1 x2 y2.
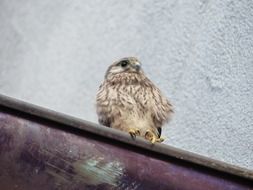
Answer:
0 0 252 170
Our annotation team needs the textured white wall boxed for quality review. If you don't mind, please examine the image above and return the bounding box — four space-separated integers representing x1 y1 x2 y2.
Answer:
0 0 252 169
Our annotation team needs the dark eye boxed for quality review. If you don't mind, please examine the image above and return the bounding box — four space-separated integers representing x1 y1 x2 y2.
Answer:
120 60 128 67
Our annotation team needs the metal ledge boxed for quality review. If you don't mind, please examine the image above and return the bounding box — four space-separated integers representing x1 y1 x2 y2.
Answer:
0 94 252 189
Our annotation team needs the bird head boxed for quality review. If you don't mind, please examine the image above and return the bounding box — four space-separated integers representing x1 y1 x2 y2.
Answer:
105 57 143 79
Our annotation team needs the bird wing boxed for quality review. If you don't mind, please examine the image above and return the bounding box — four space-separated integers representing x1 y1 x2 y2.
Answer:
96 82 113 127
147 83 173 129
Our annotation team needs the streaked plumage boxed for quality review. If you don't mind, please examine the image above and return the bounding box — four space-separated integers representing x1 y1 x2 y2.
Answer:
96 57 173 143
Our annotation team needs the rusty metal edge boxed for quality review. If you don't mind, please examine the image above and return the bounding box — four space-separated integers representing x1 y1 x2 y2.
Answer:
0 93 252 181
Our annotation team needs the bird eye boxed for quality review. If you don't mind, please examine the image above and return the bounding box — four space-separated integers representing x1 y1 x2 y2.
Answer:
120 61 128 67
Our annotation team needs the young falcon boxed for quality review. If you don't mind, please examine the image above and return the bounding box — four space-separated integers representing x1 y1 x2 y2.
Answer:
96 57 173 143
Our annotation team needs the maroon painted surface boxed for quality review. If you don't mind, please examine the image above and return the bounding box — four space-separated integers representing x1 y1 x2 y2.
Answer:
0 108 252 190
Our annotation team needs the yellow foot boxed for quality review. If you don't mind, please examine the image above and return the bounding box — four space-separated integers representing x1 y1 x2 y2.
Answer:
145 130 165 144
128 128 140 139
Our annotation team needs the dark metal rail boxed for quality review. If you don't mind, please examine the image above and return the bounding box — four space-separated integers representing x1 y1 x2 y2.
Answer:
0 94 252 190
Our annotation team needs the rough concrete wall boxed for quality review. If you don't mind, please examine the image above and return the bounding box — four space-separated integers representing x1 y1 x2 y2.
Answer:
0 0 252 169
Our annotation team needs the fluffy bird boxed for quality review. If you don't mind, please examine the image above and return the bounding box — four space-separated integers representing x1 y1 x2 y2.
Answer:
96 57 173 143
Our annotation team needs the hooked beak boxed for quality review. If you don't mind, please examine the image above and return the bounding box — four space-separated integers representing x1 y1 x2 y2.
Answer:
132 61 141 71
